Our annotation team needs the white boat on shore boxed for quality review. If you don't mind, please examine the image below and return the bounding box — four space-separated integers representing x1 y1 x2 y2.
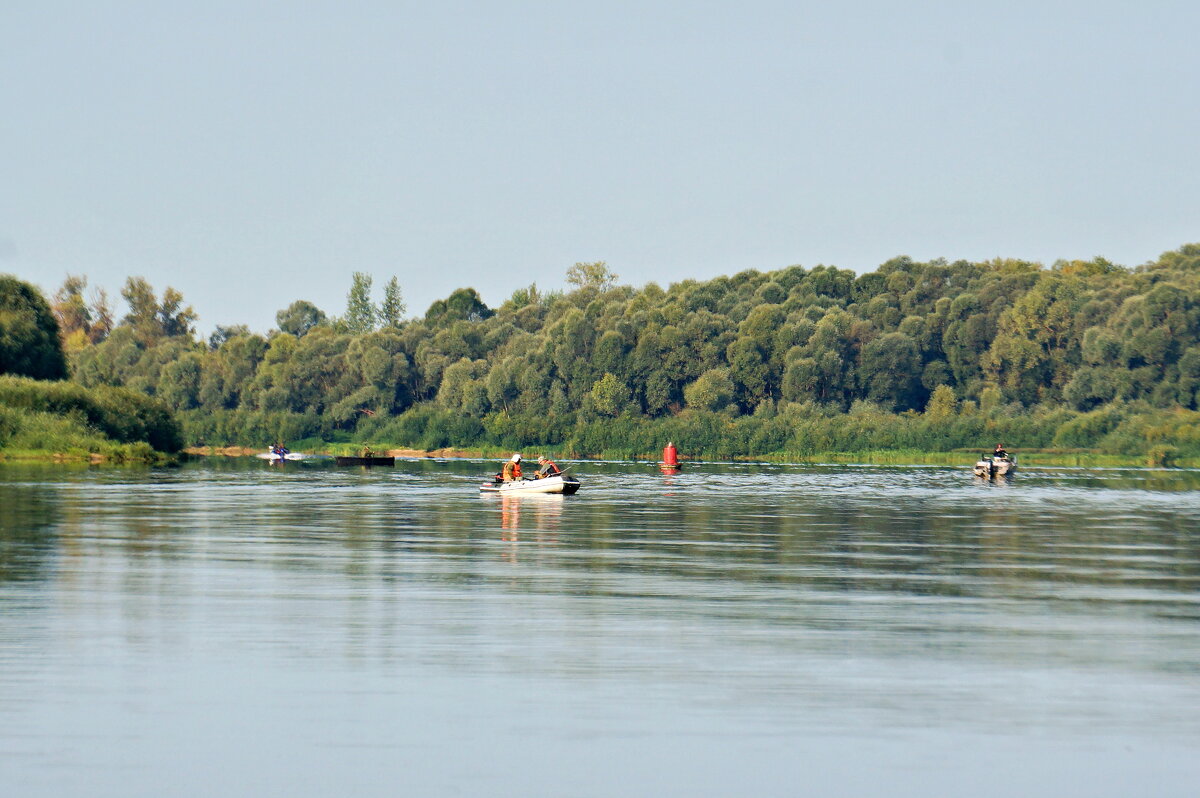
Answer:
480 474 581 495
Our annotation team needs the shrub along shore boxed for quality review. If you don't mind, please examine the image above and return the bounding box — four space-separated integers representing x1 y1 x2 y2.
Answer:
188 444 1193 469
0 375 183 463
184 397 1200 469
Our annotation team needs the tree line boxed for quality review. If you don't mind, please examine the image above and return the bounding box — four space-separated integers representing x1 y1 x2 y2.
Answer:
0 275 182 458
7 244 1200 460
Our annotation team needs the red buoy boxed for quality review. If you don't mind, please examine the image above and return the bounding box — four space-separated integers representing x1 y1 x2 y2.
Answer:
663 442 679 468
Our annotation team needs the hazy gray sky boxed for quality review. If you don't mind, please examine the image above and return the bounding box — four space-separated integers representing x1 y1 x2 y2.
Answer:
3 1 1198 333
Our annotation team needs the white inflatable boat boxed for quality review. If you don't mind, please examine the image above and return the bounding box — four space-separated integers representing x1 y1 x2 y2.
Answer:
480 474 581 495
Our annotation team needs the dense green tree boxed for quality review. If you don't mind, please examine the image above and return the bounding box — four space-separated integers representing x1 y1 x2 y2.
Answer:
158 287 197 338
0 275 68 380
120 277 196 343
276 300 327 337
328 331 410 421
424 287 493 324
157 352 204 411
589 372 629 417
208 324 250 349
925 384 958 419
121 277 158 336
437 358 489 415
859 332 923 411
566 261 619 291
984 274 1084 404
726 338 771 408
198 332 268 409
684 368 735 412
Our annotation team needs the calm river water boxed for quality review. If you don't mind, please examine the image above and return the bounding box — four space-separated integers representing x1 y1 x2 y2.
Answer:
2 459 1199 797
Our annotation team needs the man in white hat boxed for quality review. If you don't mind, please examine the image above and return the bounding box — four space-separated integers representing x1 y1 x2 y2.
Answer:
501 453 523 482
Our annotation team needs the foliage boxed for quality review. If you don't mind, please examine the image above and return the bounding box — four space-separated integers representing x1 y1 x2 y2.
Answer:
120 277 197 344
50 274 111 350
589 373 629 417
566 261 619 291
0 275 68 380
39 243 1200 461
0 375 183 454
276 300 326 337
344 272 377 334
684 368 735 412
379 277 406 329
0 404 159 462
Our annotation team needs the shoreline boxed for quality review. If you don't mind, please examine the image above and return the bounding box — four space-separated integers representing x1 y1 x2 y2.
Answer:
0 449 175 465
4 446 1196 470
180 446 1200 470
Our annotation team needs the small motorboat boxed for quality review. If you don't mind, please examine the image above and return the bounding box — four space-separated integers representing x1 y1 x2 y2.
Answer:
480 474 581 495
256 450 314 463
973 455 1016 478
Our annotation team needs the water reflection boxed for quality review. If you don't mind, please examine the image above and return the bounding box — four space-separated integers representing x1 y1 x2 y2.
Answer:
0 479 59 584
2 460 1199 797
489 494 565 565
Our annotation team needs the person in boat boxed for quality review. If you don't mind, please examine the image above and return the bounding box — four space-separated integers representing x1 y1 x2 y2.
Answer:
535 455 561 478
993 443 1009 460
501 453 523 482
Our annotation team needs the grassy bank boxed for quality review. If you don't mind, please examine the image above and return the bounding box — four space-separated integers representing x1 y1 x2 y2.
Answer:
747 449 1198 468
0 408 169 463
180 399 1200 469
185 439 1197 470
0 376 183 463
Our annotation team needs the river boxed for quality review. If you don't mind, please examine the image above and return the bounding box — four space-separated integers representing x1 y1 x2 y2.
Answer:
2 459 1198 796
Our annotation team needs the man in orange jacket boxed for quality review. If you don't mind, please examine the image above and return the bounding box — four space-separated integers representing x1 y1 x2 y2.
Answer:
501 453 523 481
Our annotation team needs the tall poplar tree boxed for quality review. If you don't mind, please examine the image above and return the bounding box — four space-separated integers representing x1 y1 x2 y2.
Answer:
344 272 377 333
379 277 406 329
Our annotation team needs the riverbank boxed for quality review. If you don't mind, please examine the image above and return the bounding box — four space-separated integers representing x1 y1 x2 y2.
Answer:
184 445 499 459
0 411 175 464
181 444 1199 469
0 451 175 463
747 449 1200 468
0 376 184 464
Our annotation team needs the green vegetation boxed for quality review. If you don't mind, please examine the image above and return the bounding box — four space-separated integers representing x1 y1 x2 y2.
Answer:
0 275 183 462
23 244 1200 465
0 404 160 462
0 375 184 461
1 274 68 380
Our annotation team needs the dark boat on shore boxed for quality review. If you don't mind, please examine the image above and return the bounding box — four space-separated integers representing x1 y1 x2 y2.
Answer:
334 456 395 467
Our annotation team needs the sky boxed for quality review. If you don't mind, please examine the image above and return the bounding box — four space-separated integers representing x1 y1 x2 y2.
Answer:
2 0 1198 334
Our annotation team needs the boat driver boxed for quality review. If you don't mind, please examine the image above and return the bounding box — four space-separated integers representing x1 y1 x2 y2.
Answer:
536 455 561 478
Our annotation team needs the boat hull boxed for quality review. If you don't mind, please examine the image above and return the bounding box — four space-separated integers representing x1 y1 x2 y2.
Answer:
335 456 395 467
974 457 1016 477
480 475 581 495
257 452 312 463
